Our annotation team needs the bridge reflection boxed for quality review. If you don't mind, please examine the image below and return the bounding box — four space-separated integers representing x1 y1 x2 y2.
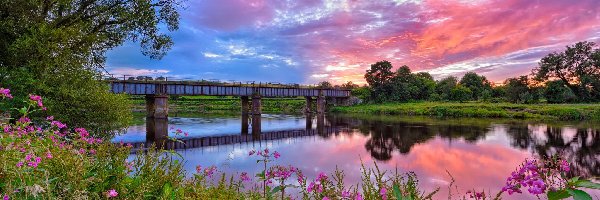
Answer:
135 114 347 150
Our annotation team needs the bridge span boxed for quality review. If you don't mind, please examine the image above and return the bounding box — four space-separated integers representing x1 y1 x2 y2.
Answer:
108 80 351 119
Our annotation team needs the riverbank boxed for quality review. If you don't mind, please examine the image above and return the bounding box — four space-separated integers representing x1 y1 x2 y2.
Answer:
130 96 308 113
330 102 600 120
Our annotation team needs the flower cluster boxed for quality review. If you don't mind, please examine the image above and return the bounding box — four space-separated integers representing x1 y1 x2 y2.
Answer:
502 158 572 196
28 95 46 110
0 88 12 99
106 189 118 198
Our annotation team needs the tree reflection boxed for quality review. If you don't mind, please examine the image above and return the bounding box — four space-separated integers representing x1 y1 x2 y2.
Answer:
336 115 600 177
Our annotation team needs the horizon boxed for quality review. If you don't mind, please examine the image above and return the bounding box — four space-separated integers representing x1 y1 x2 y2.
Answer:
105 0 600 85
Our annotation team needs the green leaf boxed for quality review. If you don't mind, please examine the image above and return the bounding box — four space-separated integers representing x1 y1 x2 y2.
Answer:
547 190 571 200
576 180 600 189
162 182 173 198
567 189 592 200
270 186 282 195
393 184 402 200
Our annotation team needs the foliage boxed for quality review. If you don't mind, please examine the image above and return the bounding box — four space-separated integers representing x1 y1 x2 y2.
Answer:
504 76 540 104
449 85 472 102
459 72 493 101
544 80 576 103
351 86 372 103
317 81 333 89
533 41 600 102
0 0 181 134
435 76 458 101
365 60 395 102
341 81 359 89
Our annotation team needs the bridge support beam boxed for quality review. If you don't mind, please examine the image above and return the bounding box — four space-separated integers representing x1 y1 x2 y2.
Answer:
146 95 169 119
316 96 325 114
304 96 313 113
146 117 168 143
251 94 262 115
241 96 250 114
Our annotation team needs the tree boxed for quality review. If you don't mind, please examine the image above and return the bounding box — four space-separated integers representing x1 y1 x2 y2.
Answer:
533 41 600 102
435 76 458 100
544 80 576 103
504 76 540 104
0 0 180 136
341 81 359 89
365 61 395 102
459 72 492 100
317 81 333 89
449 85 472 102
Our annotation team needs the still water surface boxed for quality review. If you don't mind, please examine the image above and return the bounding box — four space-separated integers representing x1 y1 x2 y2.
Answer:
114 113 600 199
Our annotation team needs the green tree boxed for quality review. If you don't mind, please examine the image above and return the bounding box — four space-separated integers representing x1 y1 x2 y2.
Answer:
449 85 472 102
533 41 600 101
317 81 333 89
365 61 395 102
0 0 180 136
341 81 359 89
459 72 492 100
435 76 458 100
544 80 576 103
504 76 540 104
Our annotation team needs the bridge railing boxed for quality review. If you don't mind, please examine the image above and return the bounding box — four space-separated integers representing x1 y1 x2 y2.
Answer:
101 75 351 90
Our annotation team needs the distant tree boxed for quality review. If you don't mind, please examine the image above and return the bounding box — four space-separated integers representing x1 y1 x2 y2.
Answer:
341 81 359 89
544 80 576 103
449 85 472 102
351 86 371 102
435 76 458 100
504 76 540 103
411 72 436 100
365 61 395 102
533 41 600 102
317 81 333 89
459 72 492 100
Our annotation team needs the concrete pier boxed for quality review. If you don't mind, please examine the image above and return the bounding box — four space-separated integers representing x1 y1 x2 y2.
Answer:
316 96 325 114
241 96 249 114
305 96 313 113
146 118 168 142
145 95 169 119
251 94 262 115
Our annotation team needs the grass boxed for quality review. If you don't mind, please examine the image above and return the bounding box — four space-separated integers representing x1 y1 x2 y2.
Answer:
331 102 600 121
130 96 308 114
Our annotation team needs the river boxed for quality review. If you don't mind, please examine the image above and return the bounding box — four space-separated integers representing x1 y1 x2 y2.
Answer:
113 113 600 199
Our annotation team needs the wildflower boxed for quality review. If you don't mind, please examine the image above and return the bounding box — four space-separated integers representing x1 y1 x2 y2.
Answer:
3 194 8 200
75 128 89 138
273 151 281 159
184 132 189 137
78 148 86 154
46 116 54 121
196 165 202 173
240 172 251 182
204 166 217 177
248 149 256 156
317 172 328 181
50 121 67 129
89 149 96 155
263 148 269 155
29 95 46 110
297 174 305 184
341 190 351 198
0 88 13 99
307 181 323 193
355 193 363 200
380 187 387 200
16 162 23 168
106 189 118 198
559 159 570 172
322 197 330 200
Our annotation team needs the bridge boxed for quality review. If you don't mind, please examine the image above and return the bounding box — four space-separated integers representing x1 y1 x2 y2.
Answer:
108 80 351 118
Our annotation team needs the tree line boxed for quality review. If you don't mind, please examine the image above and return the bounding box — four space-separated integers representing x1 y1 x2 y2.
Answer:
328 41 600 104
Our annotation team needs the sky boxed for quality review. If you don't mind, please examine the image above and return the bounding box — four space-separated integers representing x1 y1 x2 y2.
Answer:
105 0 600 85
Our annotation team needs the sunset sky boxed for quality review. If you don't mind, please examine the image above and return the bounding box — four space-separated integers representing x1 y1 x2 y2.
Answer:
106 0 600 85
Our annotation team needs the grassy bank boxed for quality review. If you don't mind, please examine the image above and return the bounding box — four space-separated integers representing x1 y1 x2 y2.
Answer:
130 96 308 113
331 102 600 120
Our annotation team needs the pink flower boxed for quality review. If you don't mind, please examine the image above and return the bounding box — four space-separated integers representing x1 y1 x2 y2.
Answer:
248 149 256 156
341 190 351 198
3 194 9 200
560 160 570 172
0 88 12 99
322 197 329 200
380 187 387 200
240 172 251 182
317 172 328 181
78 148 86 154
16 162 23 168
75 128 89 138
46 152 53 159
184 132 189 137
106 189 118 198
355 193 363 200
273 151 281 159
46 116 54 121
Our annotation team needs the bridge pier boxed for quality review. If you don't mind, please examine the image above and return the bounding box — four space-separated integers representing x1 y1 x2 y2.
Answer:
146 95 169 119
251 94 262 115
316 95 325 114
241 96 250 114
304 96 313 113
146 117 168 143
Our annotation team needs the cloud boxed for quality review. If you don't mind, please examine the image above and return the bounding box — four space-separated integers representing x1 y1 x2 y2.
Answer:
108 67 170 76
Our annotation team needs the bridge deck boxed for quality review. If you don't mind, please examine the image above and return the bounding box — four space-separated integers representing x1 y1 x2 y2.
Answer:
109 80 351 97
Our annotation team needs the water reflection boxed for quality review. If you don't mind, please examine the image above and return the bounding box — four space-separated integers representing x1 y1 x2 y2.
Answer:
118 113 600 199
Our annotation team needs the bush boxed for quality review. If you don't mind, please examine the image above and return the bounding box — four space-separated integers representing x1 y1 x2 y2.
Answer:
449 85 472 102
544 80 576 103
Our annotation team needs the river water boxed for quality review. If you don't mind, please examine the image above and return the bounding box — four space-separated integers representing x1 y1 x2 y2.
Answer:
113 113 600 199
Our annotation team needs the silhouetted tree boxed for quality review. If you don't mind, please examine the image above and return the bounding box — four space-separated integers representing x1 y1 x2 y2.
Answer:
459 72 492 100
435 76 458 100
544 80 576 103
365 60 395 102
504 76 540 103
